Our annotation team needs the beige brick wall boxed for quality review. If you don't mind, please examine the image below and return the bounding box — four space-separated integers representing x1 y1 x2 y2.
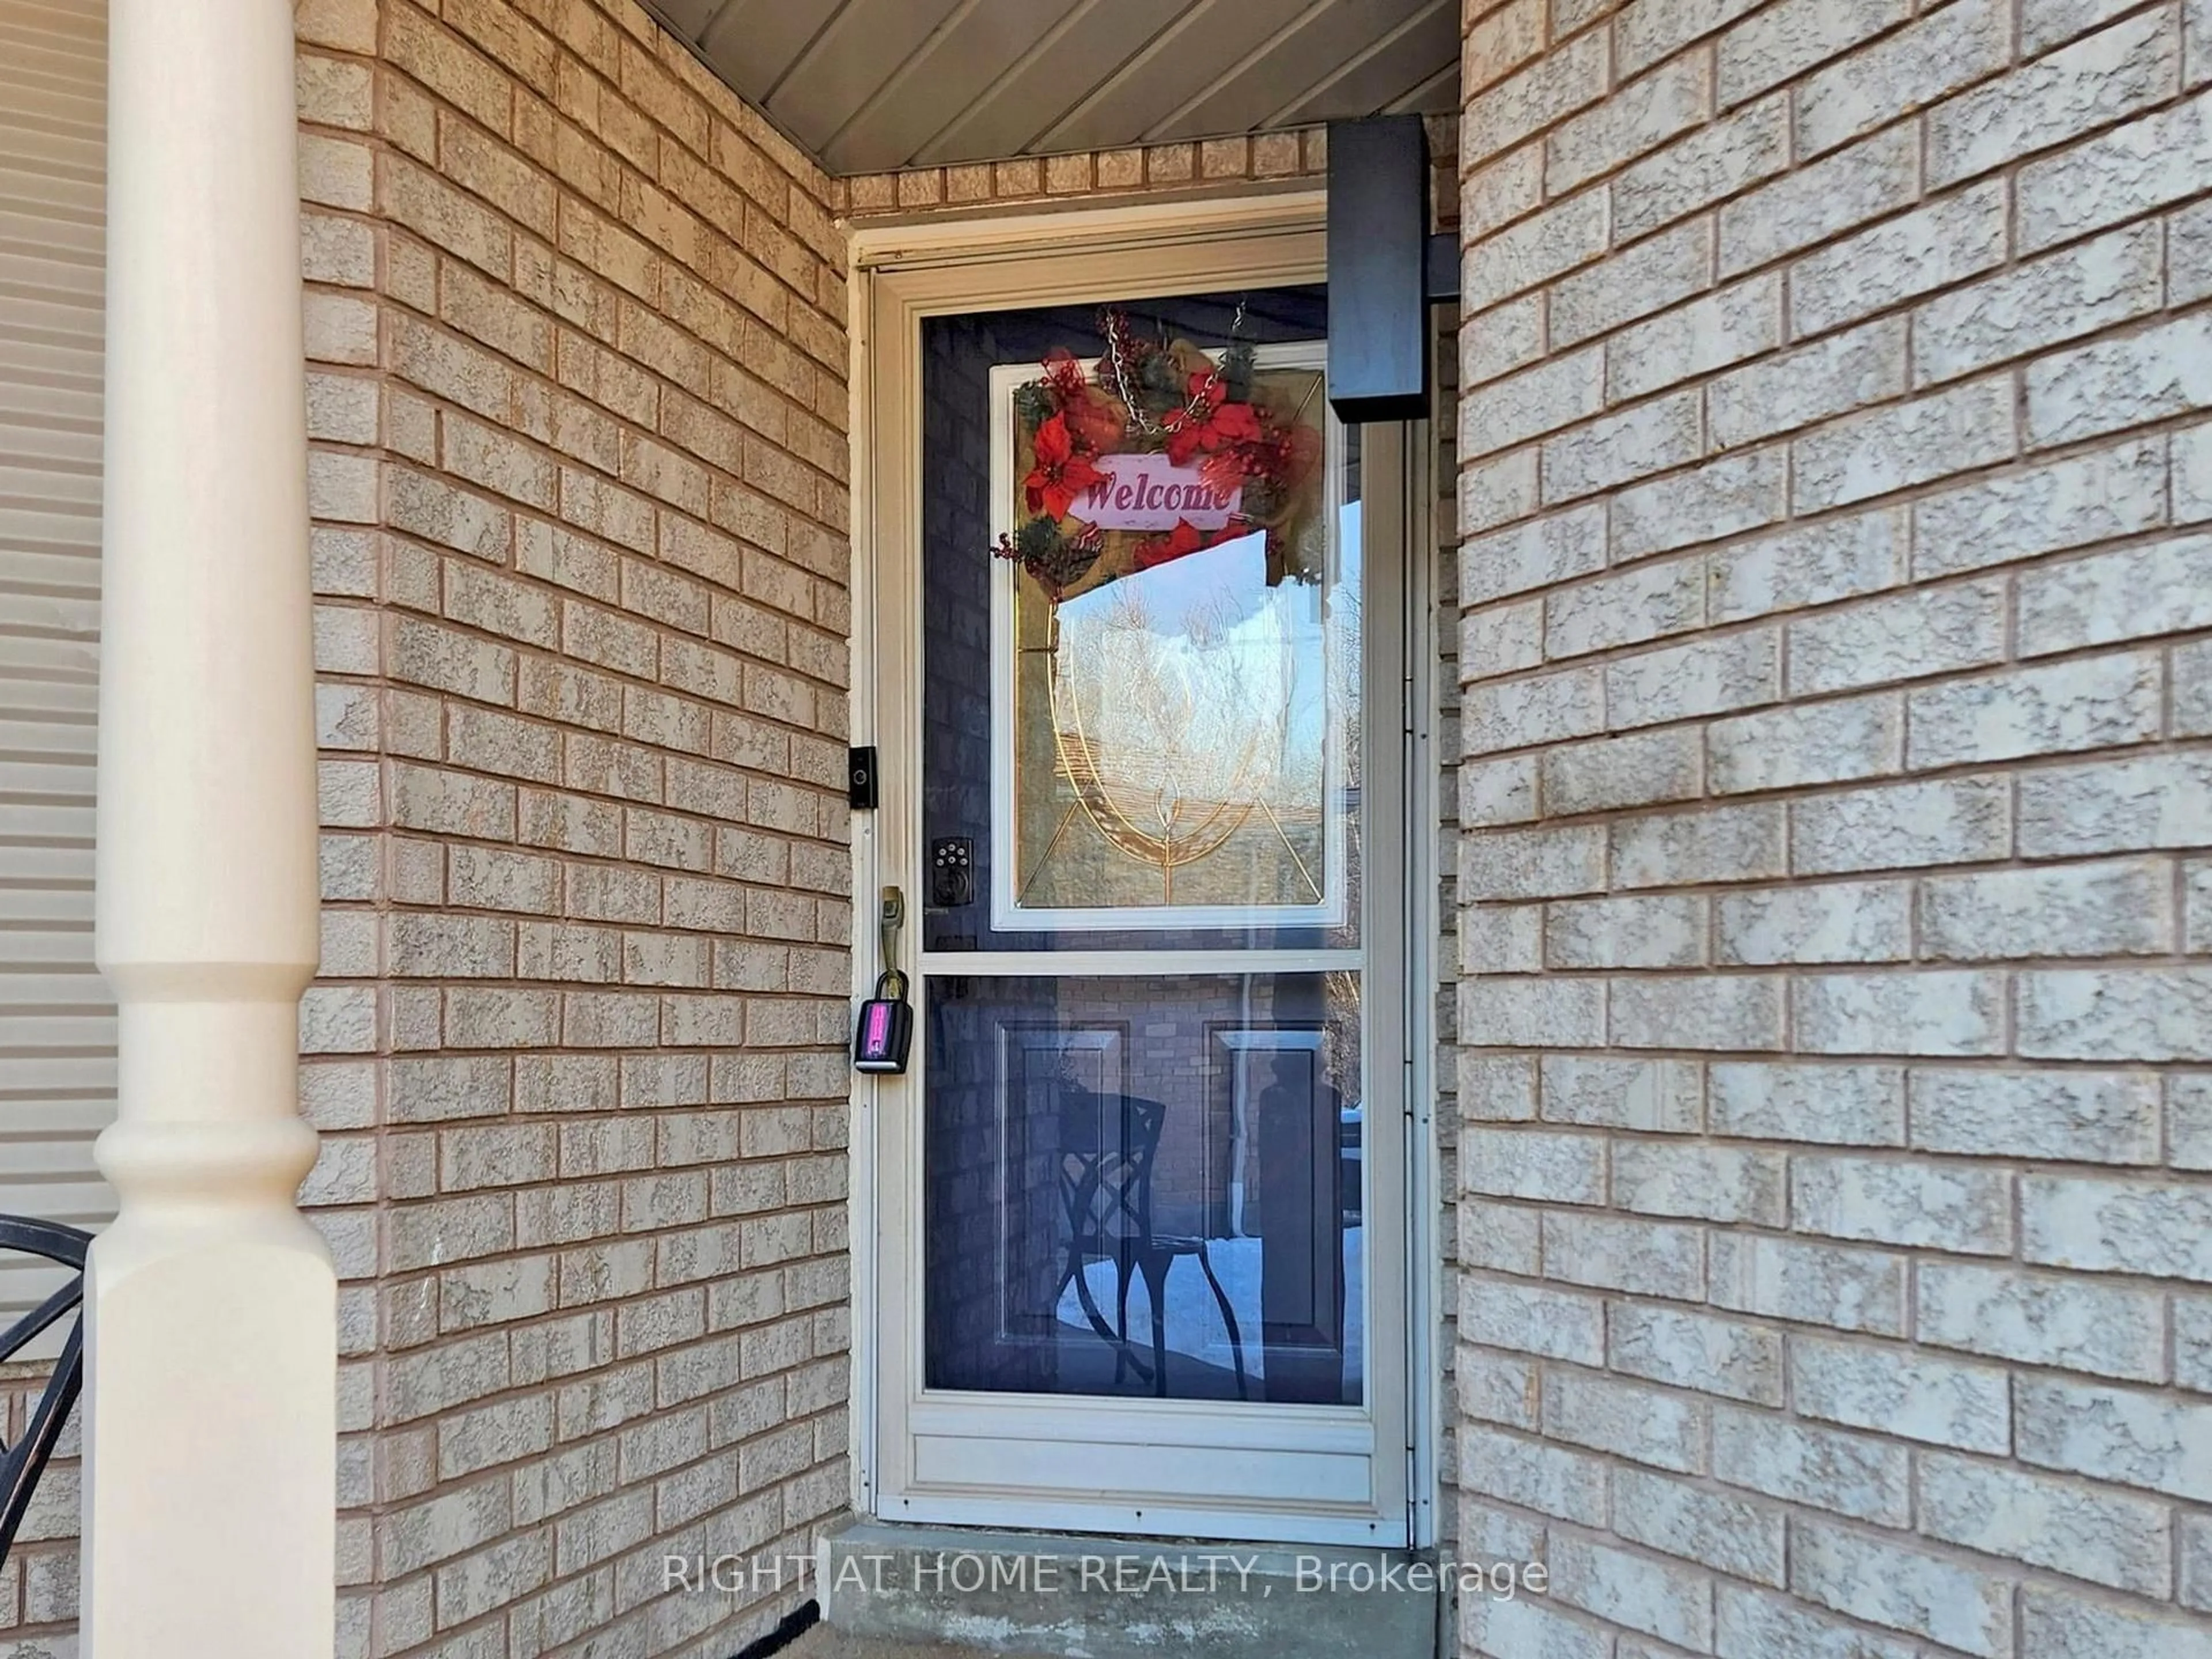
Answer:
835 130 1329 218
1453 1 2212 1654
302 2 850 1656
0 1366 77 1656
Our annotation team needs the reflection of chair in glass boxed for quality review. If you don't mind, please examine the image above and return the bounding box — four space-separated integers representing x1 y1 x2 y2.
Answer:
1054 1090 1247 1400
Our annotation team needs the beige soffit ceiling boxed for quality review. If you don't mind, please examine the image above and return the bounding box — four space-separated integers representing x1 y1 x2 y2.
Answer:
643 0 1460 176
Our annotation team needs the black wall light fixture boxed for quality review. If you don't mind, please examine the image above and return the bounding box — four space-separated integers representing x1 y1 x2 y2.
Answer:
1325 114 1460 425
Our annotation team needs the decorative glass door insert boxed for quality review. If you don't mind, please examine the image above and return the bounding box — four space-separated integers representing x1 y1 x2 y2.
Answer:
991 334 1350 933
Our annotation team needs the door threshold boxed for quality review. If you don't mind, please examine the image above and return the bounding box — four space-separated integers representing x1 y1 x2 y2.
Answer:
818 1518 1439 1659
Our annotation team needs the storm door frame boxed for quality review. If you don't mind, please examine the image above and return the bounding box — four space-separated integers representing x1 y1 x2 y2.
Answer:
846 194 1442 1549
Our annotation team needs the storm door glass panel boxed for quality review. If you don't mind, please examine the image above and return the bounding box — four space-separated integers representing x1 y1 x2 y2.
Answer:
918 287 1369 1406
922 972 1362 1404
919 288 1360 956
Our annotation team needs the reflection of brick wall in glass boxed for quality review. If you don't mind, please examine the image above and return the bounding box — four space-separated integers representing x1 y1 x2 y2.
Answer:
922 974 1362 1407
922 314 999 946
923 976 1063 1396
919 316 1048 1387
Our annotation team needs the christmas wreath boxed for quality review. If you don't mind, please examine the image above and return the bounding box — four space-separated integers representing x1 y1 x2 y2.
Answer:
994 308 1325 603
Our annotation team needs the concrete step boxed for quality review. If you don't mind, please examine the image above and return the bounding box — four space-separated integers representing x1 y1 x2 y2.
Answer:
817 1521 1439 1659
787 1630 1060 1659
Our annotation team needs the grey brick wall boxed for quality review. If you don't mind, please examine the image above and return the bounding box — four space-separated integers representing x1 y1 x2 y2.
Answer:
1455 1 2212 1654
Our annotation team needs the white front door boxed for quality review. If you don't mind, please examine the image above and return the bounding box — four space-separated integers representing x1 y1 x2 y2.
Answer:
855 215 1419 1547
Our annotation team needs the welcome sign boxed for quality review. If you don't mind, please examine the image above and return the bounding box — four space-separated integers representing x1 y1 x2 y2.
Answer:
1080 455 1244 531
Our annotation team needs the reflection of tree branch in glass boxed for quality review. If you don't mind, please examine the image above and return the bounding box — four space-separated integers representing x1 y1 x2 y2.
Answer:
1023 531 1328 909
999 332 1345 925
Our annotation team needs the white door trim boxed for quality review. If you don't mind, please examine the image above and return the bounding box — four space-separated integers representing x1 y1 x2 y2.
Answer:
847 187 1328 270
843 194 1439 1548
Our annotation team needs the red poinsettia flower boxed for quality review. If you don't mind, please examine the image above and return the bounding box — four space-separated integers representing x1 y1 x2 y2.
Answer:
1024 412 1107 521
1162 372 1263 465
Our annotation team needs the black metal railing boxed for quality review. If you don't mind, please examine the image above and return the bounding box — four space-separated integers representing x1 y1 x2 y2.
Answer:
0 1218 87 1567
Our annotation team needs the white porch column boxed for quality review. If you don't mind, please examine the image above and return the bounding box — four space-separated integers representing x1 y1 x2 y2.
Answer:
87 0 334 1654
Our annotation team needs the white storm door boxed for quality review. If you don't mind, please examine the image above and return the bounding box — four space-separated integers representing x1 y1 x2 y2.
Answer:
859 231 1418 1548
